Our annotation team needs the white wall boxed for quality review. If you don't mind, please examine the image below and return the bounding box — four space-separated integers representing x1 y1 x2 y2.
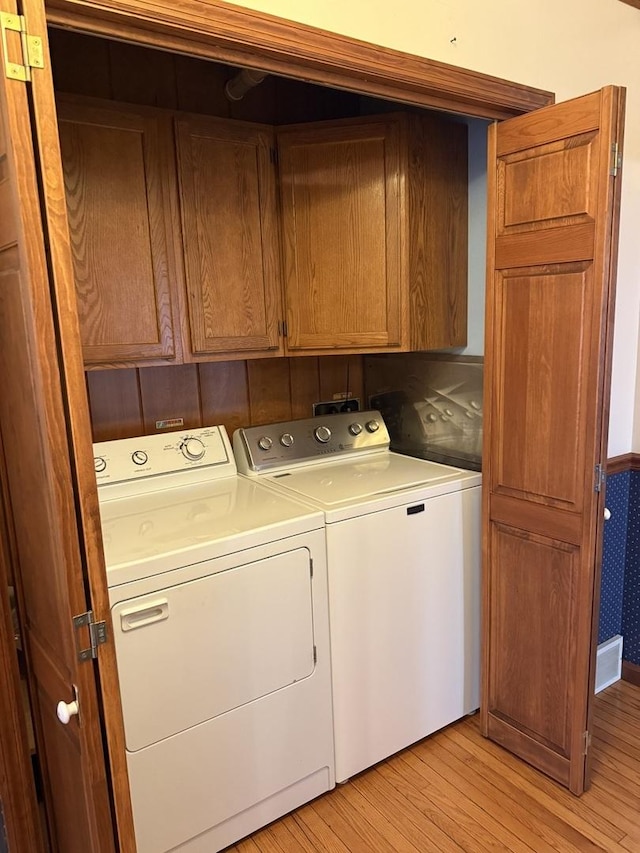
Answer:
234 0 640 456
464 118 488 357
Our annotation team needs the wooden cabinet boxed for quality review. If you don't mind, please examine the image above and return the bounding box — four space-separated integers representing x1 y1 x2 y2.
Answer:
57 98 183 368
175 115 283 358
59 99 467 367
277 112 468 356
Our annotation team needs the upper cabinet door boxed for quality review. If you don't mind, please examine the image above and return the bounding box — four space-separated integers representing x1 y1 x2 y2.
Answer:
482 87 625 794
58 97 180 367
175 115 283 358
278 118 404 354
278 113 468 356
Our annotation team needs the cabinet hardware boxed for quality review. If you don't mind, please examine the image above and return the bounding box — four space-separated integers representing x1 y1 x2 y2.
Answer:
583 730 591 755
73 610 108 661
0 12 45 82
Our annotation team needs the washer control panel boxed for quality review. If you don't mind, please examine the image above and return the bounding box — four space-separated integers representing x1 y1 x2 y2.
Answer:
94 426 234 496
234 411 390 474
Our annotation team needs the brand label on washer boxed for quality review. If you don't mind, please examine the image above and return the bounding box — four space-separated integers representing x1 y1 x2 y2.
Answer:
156 418 184 430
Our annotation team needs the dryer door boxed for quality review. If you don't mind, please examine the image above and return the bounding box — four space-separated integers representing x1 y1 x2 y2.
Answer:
111 547 315 750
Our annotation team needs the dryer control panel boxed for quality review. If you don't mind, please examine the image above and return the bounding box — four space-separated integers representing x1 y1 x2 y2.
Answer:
234 411 390 474
94 426 235 497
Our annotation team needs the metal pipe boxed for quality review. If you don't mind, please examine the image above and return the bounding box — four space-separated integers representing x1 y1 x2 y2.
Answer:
224 68 268 101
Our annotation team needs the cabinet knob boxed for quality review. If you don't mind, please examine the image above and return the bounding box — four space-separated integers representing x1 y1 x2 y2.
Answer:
56 699 79 725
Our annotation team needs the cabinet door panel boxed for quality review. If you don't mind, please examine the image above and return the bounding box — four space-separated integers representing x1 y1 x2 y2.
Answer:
278 120 402 353
176 116 282 356
58 99 177 366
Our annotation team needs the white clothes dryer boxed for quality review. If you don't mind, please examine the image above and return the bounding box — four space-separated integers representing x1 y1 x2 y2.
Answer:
94 426 334 853
234 412 481 783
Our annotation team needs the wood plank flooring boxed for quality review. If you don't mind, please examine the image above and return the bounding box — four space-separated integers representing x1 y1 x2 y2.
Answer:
230 681 640 852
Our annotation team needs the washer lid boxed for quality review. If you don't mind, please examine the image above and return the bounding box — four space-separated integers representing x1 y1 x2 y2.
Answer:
263 452 480 516
99 477 323 587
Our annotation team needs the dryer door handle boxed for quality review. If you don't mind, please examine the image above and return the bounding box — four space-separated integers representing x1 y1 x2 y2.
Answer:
120 599 169 632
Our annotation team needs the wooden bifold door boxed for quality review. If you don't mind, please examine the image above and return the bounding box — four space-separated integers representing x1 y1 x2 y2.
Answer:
481 86 625 795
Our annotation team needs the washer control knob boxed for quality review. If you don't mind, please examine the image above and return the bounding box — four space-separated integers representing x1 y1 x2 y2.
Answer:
94 456 106 473
258 436 273 451
314 425 332 444
280 433 294 448
365 419 380 433
180 437 205 461
132 450 148 466
348 422 363 436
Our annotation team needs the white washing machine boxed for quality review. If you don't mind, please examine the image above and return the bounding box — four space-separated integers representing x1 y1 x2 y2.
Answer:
94 426 334 853
234 411 481 783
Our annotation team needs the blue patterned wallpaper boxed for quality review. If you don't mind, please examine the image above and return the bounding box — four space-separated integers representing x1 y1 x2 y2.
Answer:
599 468 640 665
0 800 7 853
599 470 630 644
621 471 640 664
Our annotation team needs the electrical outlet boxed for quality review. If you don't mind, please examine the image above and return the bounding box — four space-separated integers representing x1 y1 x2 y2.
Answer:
313 398 360 416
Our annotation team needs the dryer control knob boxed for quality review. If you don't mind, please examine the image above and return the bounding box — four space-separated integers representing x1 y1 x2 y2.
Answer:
180 437 206 461
365 419 380 433
349 422 363 436
280 433 294 447
258 436 273 451
314 425 332 443
94 456 106 473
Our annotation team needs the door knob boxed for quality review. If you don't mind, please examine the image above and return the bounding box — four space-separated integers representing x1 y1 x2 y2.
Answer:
604 507 611 521
56 698 79 725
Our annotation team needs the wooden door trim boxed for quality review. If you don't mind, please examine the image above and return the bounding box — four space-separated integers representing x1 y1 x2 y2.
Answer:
45 0 554 120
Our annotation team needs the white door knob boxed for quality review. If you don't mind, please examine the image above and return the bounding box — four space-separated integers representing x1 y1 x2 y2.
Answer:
56 699 79 725
604 507 611 521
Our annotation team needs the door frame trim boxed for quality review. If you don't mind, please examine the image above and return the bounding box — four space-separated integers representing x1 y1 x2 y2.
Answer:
45 0 554 120
32 0 552 845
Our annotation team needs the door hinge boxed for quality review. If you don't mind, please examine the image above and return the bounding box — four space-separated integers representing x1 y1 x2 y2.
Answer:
583 730 592 755
610 142 622 177
73 610 107 661
313 645 317 665
310 557 314 579
594 463 606 493
0 12 45 82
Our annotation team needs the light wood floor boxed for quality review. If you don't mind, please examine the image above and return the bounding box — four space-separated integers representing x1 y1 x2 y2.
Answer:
230 680 640 852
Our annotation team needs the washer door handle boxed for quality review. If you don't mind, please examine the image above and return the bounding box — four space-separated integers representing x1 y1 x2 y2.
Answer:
120 599 169 632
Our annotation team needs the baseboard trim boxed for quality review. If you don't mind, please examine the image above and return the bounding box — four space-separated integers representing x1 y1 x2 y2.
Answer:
622 660 640 687
607 453 640 475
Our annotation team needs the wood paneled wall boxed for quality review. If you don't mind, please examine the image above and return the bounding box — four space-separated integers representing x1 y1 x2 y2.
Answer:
87 357 365 442
51 29 368 443
48 28 361 124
